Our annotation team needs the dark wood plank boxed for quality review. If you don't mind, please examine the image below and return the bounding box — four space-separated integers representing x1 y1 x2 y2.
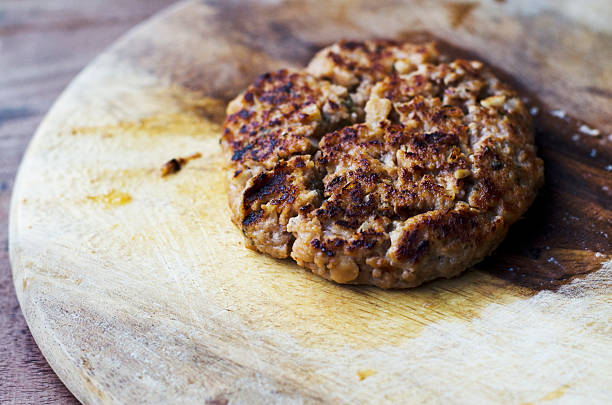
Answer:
0 1 176 403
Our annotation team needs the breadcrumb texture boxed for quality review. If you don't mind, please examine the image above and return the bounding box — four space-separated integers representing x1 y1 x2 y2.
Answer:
221 40 544 288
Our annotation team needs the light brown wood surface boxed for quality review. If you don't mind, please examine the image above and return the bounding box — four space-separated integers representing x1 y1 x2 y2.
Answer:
9 1 612 404
0 1 175 403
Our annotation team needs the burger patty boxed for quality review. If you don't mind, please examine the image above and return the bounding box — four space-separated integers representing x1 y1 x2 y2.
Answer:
221 40 544 288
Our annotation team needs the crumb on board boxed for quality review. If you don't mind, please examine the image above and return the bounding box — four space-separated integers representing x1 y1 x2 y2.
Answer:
161 152 202 177
578 124 600 137
357 369 377 381
550 109 567 119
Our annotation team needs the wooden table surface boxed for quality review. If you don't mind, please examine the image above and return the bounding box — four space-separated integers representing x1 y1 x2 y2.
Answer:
0 1 176 403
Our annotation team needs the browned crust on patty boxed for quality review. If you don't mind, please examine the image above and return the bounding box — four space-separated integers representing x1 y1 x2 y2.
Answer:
221 40 544 288
222 69 352 171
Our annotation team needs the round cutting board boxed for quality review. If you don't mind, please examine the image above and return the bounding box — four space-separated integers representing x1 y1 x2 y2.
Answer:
10 1 612 404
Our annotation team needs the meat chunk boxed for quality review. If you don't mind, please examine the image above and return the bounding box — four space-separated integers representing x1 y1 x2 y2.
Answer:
221 40 544 288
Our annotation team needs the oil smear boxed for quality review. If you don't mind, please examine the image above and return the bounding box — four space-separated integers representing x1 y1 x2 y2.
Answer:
87 189 132 207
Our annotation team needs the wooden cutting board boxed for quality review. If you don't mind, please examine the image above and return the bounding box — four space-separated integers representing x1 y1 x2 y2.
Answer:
10 0 612 403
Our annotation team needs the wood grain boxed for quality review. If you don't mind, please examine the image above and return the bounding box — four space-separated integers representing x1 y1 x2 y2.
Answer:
0 1 176 403
8 0 612 404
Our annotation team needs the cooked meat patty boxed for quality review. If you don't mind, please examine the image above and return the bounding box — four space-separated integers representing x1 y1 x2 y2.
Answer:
221 40 544 288
307 40 439 114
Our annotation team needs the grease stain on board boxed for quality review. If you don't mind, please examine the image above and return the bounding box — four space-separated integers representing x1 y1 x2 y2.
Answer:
521 384 570 404
446 2 479 28
540 384 570 401
70 111 220 138
281 271 528 348
87 189 132 207
166 88 228 124
357 369 377 381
